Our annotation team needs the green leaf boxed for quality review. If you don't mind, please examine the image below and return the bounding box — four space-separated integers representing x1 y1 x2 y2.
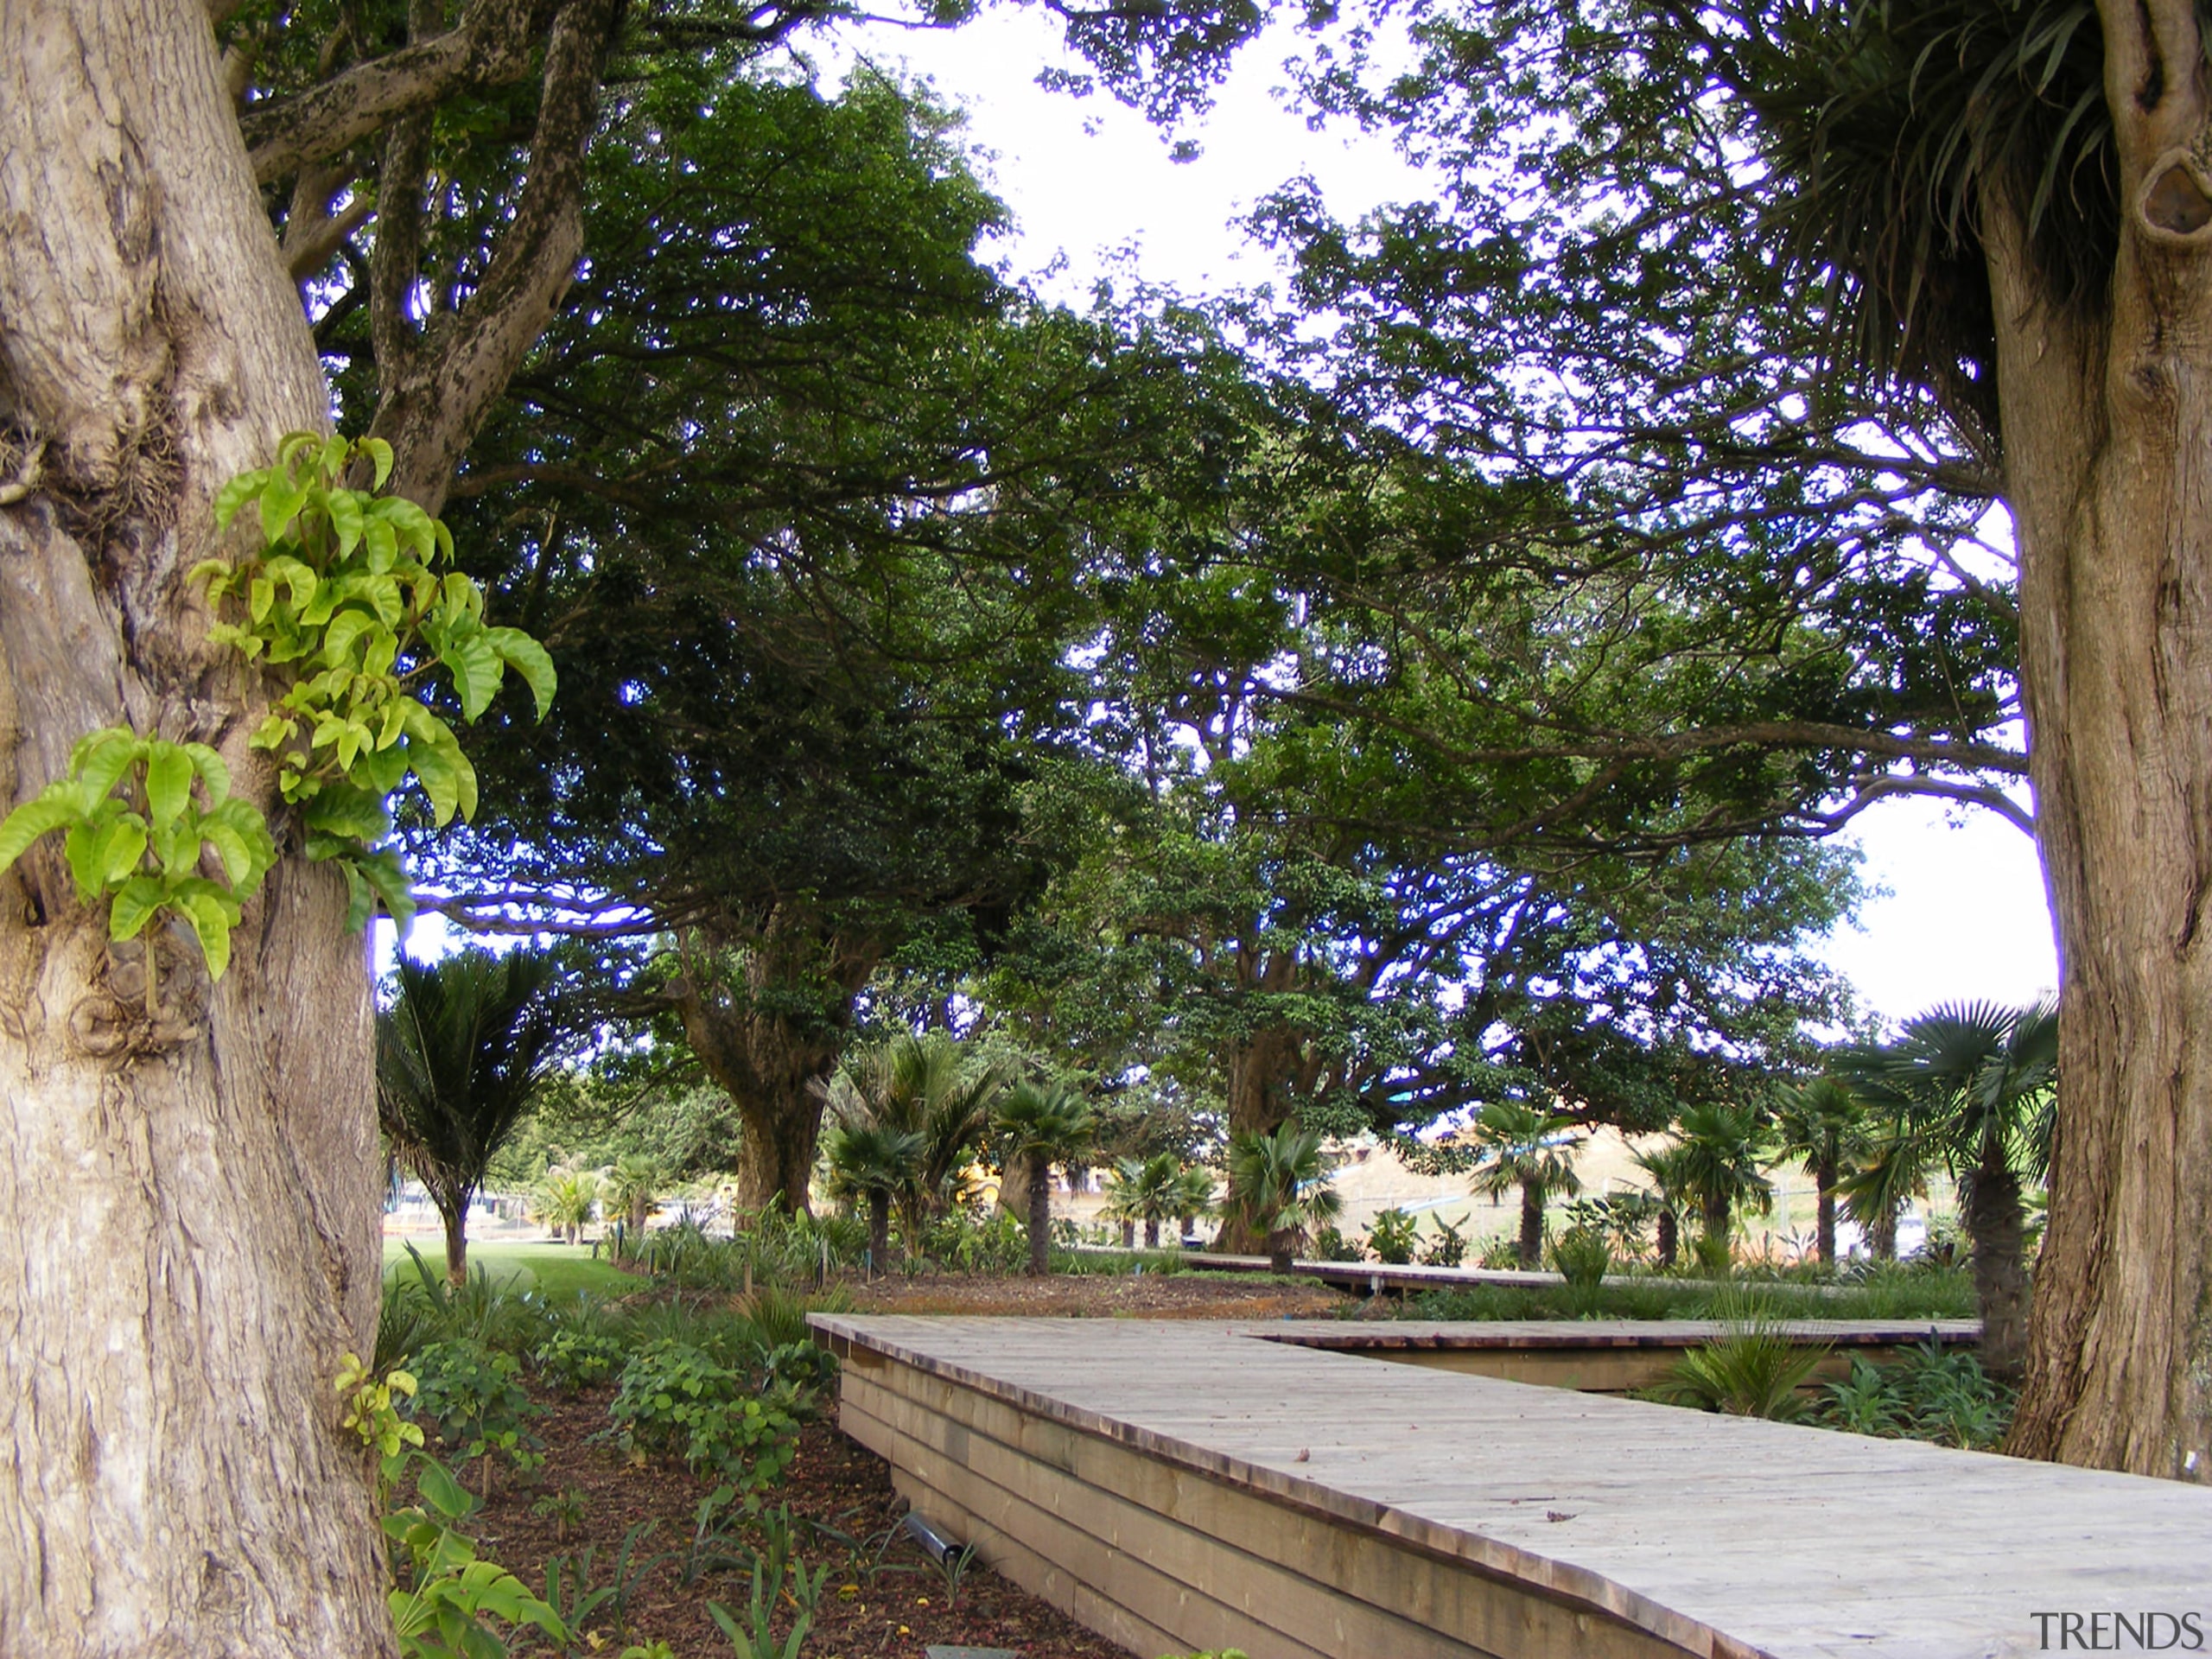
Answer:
355 850 416 931
108 875 166 941
186 557 234 595
181 893 232 979
183 743 230 807
352 738 410 798
364 437 395 492
406 737 461 827
143 741 194 831
250 713 296 753
447 632 504 723
415 1456 473 1520
304 785 391 843
73 728 142 804
259 479 310 545
364 518 397 573
320 432 350 482
265 555 318 613
0 791 79 874
211 470 264 532
322 608 375 668
485 629 556 720
98 818 148 885
250 575 275 624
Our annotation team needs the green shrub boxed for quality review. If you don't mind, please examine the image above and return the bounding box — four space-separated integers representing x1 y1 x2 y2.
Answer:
535 1327 626 1393
405 1338 543 1479
607 1341 798 1486
1549 1224 1611 1287
1420 1216 1467 1268
1309 1224 1365 1263
1475 1234 1522 1270
1366 1208 1419 1266
1653 1319 1829 1421
1815 1338 2012 1448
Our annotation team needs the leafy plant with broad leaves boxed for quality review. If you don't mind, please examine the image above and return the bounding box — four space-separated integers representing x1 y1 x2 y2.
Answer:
194 431 555 927
385 1451 570 1657
0 728 276 1008
1366 1206 1419 1266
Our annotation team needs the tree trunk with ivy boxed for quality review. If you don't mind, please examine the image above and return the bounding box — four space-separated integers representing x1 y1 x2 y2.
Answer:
0 3 389 1649
1996 10 2212 1478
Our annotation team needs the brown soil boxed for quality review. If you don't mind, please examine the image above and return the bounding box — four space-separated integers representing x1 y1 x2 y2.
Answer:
466 1394 1135 1659
837 1268 1348 1320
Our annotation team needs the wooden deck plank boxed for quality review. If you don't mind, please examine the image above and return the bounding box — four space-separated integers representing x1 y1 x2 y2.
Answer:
815 1315 2212 1659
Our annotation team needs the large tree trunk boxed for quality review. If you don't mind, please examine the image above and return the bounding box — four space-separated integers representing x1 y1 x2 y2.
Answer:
1963 1157 2031 1379
1655 1206 1679 1268
0 3 388 1650
1869 1203 1897 1262
1212 1018 1303 1253
670 912 880 1216
1986 59 2212 1473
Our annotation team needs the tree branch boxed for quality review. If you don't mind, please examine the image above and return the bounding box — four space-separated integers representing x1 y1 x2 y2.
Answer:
239 0 550 186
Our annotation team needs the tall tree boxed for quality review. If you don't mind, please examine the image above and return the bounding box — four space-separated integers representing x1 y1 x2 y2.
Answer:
1274 0 2212 1478
1772 1077 1871 1267
1467 1102 1586 1267
994 1079 1097 1275
1837 1001 2057 1376
0 1 1272 1645
378 946 574 1282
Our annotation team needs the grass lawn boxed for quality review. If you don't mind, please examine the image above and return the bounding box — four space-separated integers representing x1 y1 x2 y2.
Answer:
381 1236 638 1300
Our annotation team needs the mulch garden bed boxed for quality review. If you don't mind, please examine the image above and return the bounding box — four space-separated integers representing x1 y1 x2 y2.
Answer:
467 1391 1139 1659
837 1269 1347 1319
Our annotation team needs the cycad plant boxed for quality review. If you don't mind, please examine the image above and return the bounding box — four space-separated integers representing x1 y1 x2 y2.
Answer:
1467 1102 1585 1267
378 947 575 1284
1224 1122 1342 1274
1771 1077 1872 1267
993 1080 1096 1276
1834 1001 2056 1375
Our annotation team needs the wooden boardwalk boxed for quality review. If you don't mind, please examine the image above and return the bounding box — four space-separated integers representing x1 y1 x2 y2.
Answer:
815 1314 2212 1659
1262 1319 1978 1392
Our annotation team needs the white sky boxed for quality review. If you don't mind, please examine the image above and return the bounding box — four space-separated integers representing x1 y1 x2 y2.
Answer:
816 6 2063 1028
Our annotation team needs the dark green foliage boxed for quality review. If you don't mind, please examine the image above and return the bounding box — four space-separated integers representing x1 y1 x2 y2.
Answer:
1655 1320 1831 1421
1549 1225 1612 1288
534 1326 626 1394
1419 1216 1468 1268
1818 1338 2015 1447
404 1339 544 1478
607 1341 798 1486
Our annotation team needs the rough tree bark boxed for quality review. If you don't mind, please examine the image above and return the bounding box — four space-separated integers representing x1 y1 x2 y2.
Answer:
0 3 388 1650
1963 1159 2031 1379
1999 2 2212 1478
1517 1184 1545 1268
669 910 881 1215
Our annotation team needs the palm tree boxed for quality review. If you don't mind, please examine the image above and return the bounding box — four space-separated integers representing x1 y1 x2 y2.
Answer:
602 1154 661 1263
1169 1164 1217 1245
993 1080 1096 1276
1101 1158 1144 1247
1770 1077 1870 1267
1224 1122 1342 1274
537 1166 600 1245
1834 1001 2056 1376
1671 1101 1775 1266
816 1033 1008 1245
823 1121 927 1271
1630 1141 1698 1269
1108 1152 1189 1249
1466 1102 1585 1268
1836 1124 1934 1262
378 947 574 1284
